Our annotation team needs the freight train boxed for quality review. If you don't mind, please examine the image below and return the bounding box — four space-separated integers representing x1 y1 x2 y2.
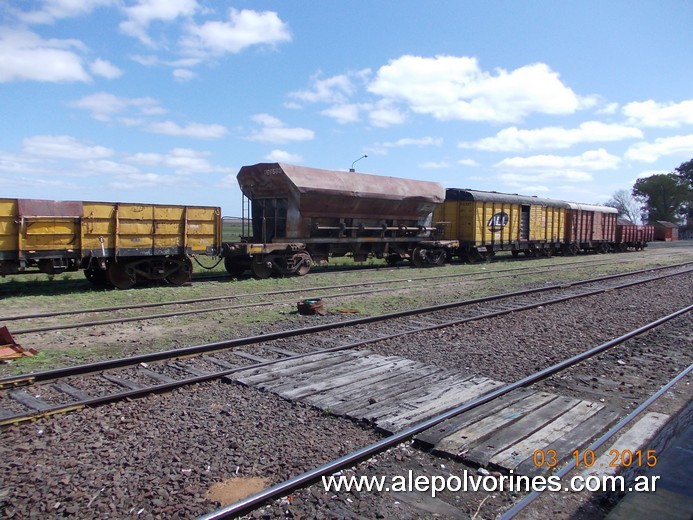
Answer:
0 162 654 288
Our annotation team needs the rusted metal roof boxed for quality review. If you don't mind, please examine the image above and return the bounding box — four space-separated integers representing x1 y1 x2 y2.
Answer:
237 163 444 220
237 163 444 203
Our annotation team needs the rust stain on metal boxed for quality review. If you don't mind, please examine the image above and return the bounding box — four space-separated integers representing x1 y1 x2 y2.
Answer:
297 298 327 316
0 326 38 361
237 162 444 220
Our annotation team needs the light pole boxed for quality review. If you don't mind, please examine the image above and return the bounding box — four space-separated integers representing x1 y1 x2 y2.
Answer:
349 155 367 172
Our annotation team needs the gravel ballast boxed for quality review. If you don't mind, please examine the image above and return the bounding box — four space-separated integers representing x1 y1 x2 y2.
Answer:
0 259 690 519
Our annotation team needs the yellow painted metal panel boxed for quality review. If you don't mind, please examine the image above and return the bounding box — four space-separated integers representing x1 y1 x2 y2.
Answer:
22 218 80 250
472 201 520 246
81 202 220 255
0 199 19 253
81 206 115 251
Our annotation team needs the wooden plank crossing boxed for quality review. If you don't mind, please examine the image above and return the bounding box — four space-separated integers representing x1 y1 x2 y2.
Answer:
224 351 620 475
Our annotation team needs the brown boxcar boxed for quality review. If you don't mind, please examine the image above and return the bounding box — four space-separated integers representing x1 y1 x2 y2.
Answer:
0 198 221 288
434 189 568 261
222 163 458 277
615 219 654 251
563 202 618 254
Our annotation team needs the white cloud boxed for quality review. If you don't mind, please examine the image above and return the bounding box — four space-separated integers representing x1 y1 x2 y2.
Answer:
70 92 165 121
597 102 620 115
321 104 362 124
16 0 115 24
248 114 314 144
496 148 621 171
265 150 303 163
623 100 693 128
290 73 357 104
173 68 196 81
120 0 198 45
457 159 479 167
290 70 371 103
145 121 228 139
366 136 442 155
181 8 290 57
0 173 81 189
90 58 123 79
381 137 443 148
125 148 232 174
0 151 51 174
78 160 140 175
625 134 693 163
108 172 186 189
369 104 407 127
0 27 90 82
461 121 643 152
419 161 452 169
499 171 593 183
23 135 113 160
368 55 595 123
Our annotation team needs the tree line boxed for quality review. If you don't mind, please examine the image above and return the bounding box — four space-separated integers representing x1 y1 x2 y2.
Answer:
606 158 692 225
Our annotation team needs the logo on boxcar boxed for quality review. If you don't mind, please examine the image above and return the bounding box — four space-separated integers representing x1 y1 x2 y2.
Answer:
487 212 509 231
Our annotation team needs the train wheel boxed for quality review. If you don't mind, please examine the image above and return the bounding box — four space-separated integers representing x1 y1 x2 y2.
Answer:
293 253 312 276
107 261 135 289
166 257 192 286
251 256 273 279
386 253 402 267
84 267 108 286
467 250 483 264
224 257 247 278
411 247 427 268
562 244 578 256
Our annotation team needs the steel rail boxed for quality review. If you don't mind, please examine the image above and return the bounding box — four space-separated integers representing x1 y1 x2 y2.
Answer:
1 268 689 426
9 262 692 336
498 362 693 519
1 266 690 392
197 305 693 519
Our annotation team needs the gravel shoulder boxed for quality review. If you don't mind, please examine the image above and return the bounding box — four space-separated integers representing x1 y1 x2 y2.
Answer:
0 245 691 519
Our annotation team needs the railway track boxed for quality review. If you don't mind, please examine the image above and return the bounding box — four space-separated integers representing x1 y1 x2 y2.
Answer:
1 264 690 427
3 254 691 336
197 308 691 519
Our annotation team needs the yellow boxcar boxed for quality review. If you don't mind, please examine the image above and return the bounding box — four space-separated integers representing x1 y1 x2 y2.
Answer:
0 198 221 288
433 189 567 261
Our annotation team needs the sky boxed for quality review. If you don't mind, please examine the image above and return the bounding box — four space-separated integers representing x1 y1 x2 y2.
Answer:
1 1 692 217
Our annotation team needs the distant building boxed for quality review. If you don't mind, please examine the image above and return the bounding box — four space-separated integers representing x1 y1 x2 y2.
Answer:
653 221 679 241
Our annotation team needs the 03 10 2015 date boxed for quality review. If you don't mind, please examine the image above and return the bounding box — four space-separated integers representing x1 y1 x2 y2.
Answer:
532 449 657 468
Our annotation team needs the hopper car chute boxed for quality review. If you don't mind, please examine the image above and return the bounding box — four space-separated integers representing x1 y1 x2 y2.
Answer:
221 163 459 278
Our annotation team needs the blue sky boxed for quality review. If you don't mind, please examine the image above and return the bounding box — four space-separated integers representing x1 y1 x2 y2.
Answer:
1 1 692 217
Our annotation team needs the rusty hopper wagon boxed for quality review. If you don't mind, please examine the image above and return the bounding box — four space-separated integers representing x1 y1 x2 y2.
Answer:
0 198 221 289
221 163 458 278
